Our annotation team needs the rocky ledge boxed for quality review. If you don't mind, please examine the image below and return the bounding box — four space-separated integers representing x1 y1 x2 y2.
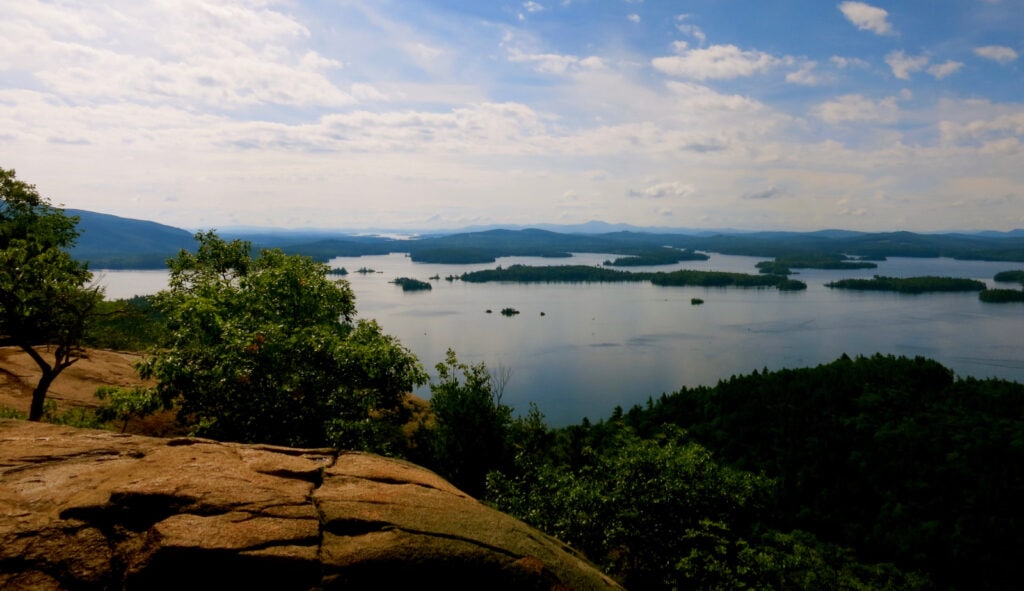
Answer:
0 420 620 590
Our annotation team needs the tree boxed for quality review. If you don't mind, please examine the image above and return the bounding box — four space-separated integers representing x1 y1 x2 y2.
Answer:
138 231 427 451
419 350 513 496
0 167 102 421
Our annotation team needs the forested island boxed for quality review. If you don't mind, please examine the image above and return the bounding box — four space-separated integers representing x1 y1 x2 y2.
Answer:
460 264 807 290
755 254 878 275
602 247 709 267
826 275 986 294
993 269 1024 284
391 277 432 291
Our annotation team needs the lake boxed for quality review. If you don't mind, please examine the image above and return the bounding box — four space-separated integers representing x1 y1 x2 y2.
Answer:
92 253 1024 426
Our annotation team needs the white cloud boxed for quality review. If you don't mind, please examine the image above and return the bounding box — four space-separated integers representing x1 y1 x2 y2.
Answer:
674 15 706 44
974 45 1019 64
627 14 640 23
838 2 896 36
886 50 929 80
665 82 767 114
0 1 355 109
830 55 869 69
653 45 784 80
523 2 545 13
786 62 824 86
928 61 963 79
938 108 1024 145
814 94 900 124
507 48 603 74
629 181 696 199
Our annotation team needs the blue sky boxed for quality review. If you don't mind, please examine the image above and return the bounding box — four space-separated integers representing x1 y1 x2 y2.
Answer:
1 1 1021 231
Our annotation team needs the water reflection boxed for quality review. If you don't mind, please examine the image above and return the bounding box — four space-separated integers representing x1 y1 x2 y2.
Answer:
94 253 1024 425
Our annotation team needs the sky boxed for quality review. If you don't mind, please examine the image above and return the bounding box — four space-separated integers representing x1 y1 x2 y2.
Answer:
1 1 1022 232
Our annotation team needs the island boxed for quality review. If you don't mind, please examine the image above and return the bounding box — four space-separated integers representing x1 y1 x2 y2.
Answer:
994 270 1024 284
980 270 1024 302
979 289 1024 303
825 275 986 294
392 277 432 292
460 265 806 291
603 247 709 267
756 254 877 275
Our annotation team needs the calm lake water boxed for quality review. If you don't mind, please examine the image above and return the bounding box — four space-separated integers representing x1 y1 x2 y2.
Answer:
93 253 1024 426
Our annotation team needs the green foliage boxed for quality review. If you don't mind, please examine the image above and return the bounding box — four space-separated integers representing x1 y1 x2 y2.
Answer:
489 424 923 590
417 350 513 497
979 288 1024 303
603 247 709 267
0 167 103 420
826 275 986 294
993 269 1024 284
392 277 432 291
83 296 166 351
461 264 806 290
138 231 427 450
612 354 1024 590
44 404 105 430
462 264 639 283
651 269 806 290
756 254 877 275
95 386 163 432
0 406 26 419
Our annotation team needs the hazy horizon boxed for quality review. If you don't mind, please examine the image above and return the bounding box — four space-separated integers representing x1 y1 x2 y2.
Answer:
2 1 1022 232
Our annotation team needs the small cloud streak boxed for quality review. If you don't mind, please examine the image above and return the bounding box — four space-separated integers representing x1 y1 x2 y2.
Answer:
928 61 963 79
629 181 696 199
886 50 929 80
830 56 869 69
814 94 900 124
653 44 784 80
974 45 1019 64
674 15 706 44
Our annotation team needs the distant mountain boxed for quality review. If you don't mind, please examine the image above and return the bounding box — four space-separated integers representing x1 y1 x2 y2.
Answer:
67 209 196 269
63 208 1024 269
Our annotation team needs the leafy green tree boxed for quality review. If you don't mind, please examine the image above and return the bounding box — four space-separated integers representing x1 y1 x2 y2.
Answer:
94 386 162 433
138 231 427 451
418 350 513 496
0 167 102 421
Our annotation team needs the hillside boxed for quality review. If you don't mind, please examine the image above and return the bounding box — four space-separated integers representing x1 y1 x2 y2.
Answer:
65 208 1024 269
67 209 195 268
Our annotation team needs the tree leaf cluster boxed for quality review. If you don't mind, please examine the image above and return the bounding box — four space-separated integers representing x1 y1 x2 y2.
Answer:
0 167 102 420
137 231 427 451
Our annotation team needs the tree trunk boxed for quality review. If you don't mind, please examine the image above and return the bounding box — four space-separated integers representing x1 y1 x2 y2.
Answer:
21 345 76 422
29 369 57 421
